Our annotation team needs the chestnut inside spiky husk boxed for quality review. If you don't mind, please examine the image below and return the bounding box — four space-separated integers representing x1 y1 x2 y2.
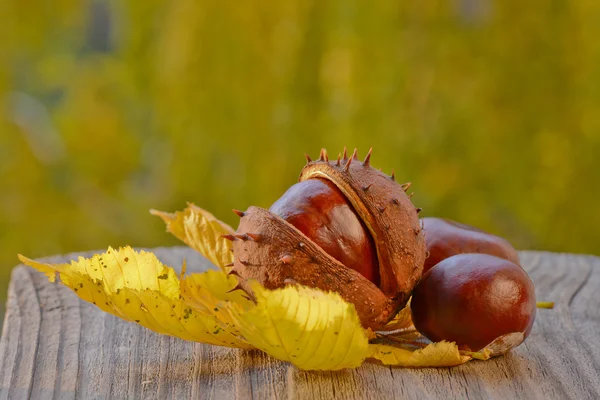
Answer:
229 148 426 330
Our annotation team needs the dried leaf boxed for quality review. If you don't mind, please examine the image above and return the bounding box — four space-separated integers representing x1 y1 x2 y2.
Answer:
150 204 234 270
228 282 370 370
19 247 251 348
379 301 413 332
369 341 471 367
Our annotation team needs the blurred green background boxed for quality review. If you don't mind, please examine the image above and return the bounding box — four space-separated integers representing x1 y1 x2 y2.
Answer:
1 0 599 309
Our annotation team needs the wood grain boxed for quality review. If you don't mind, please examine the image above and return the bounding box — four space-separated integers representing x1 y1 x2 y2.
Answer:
1 248 599 400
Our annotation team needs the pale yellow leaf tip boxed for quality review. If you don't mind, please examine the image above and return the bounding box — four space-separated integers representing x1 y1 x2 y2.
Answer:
149 209 176 223
18 254 58 282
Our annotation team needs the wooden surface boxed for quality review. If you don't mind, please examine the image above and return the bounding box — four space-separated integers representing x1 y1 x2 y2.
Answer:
1 247 599 400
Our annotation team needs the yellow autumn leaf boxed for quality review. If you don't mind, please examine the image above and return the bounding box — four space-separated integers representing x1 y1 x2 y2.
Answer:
179 268 254 338
180 268 254 311
18 247 251 348
150 204 234 270
228 282 370 371
369 341 471 368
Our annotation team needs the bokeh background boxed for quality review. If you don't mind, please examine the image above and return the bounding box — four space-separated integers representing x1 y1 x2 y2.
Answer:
1 1 599 313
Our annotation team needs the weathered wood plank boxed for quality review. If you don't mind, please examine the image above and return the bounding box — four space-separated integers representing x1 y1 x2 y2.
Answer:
1 248 599 399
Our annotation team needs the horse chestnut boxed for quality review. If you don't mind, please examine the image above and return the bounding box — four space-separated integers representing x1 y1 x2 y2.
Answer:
422 217 520 274
410 253 536 354
270 178 380 285
230 148 426 329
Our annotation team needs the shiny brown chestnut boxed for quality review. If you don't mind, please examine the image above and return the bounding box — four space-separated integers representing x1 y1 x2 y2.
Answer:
422 217 520 274
410 253 536 355
269 178 380 285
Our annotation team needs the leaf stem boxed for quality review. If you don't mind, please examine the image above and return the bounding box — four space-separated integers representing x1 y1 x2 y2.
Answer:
536 301 555 309
376 328 418 337
377 334 427 348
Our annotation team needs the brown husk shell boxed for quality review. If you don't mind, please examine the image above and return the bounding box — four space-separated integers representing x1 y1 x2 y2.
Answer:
299 153 426 305
232 206 396 329
232 149 426 330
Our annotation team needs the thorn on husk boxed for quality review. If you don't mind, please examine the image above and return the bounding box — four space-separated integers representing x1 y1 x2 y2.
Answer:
222 234 237 241
342 147 348 160
319 148 328 161
246 233 261 241
363 147 372 166
233 209 246 217
305 154 312 163
408 192 414 199
228 269 240 277
234 233 249 241
224 262 234 267
390 170 396 181
401 182 412 192
239 259 249 266
343 157 353 172
416 207 423 214
351 148 358 160
227 284 245 293
362 184 373 191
